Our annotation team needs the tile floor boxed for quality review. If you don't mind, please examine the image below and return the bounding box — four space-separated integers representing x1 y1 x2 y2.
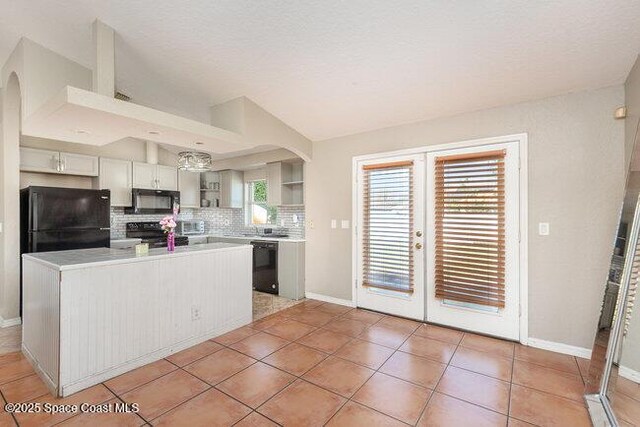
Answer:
0 299 597 426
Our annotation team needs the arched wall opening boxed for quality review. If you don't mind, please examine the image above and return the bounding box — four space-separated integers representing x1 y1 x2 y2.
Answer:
1 71 23 323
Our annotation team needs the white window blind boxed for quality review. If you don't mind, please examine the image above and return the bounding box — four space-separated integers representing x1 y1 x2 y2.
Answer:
434 150 506 308
362 161 414 294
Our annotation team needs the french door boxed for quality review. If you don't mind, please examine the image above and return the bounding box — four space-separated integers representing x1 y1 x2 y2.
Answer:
355 154 425 320
425 142 520 340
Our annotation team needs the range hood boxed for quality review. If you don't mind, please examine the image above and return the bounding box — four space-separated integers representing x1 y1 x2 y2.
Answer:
22 86 254 154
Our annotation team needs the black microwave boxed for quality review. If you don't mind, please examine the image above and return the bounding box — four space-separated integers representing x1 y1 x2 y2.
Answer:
124 189 180 215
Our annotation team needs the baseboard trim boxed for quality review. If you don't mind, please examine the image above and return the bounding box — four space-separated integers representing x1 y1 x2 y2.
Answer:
0 316 21 328
305 292 356 308
527 337 592 359
619 365 640 383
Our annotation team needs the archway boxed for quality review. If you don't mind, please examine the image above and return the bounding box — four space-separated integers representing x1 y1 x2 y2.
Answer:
1 71 22 324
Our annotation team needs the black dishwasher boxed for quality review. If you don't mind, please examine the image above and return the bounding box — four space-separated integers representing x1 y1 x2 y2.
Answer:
251 241 279 294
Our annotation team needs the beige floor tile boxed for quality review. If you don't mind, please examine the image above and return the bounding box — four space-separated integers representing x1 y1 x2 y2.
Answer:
460 333 515 359
152 388 250 426
183 348 255 385
230 332 290 359
380 350 446 389
297 329 353 354
262 342 327 376
120 370 208 420
514 345 580 374
417 392 507 427
334 339 395 370
352 372 431 424
399 335 457 364
303 356 374 398
512 359 584 402
450 346 513 382
165 340 223 367
326 401 406 427
213 326 259 346
258 379 346 426
414 324 464 345
56 398 145 426
509 384 591 427
234 412 279 426
436 366 510 414
105 359 178 395
216 362 295 408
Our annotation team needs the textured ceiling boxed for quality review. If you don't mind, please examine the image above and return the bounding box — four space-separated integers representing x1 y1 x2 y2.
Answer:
1 1 640 141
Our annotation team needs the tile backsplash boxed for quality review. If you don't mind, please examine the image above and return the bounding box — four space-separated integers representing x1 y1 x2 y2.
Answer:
110 206 305 240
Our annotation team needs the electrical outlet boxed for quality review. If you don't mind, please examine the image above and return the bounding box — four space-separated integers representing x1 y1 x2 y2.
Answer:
309 220 315 229
331 219 337 229
191 305 201 321
341 220 350 229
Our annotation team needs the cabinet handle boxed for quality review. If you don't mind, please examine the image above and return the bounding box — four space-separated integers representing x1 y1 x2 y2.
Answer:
53 156 60 172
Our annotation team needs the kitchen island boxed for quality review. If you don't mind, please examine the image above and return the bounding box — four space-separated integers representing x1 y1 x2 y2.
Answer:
22 242 252 397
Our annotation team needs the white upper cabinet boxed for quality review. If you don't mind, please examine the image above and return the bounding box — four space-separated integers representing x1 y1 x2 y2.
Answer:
178 170 200 208
20 147 99 176
20 147 60 173
266 162 282 206
132 162 178 191
156 165 178 191
220 170 244 208
99 158 132 207
266 161 304 206
59 152 99 176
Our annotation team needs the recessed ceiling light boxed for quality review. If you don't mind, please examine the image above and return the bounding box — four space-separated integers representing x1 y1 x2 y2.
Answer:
148 131 161 135
195 141 204 145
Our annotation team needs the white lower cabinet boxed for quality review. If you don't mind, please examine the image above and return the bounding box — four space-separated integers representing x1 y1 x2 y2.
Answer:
99 158 133 207
207 237 305 300
278 241 305 300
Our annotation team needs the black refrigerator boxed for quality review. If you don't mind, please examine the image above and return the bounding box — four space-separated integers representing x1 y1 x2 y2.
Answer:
20 186 111 254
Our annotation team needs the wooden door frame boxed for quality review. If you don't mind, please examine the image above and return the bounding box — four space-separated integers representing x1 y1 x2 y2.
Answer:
352 133 529 344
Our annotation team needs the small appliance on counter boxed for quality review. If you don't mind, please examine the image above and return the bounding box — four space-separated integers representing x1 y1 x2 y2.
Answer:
177 220 205 236
252 240 279 294
20 186 111 253
126 222 189 248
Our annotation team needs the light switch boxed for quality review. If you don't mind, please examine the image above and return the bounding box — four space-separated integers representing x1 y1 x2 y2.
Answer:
309 220 315 229
0 222 3 233
341 220 350 229
538 222 550 236
331 219 337 229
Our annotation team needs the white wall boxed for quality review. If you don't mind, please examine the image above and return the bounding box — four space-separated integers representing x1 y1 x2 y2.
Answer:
306 85 625 349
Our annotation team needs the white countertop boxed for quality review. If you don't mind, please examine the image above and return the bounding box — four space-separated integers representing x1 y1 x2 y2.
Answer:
23 242 251 271
203 234 306 243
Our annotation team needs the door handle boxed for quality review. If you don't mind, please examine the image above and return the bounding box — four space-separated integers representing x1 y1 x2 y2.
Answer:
415 242 423 250
416 231 423 237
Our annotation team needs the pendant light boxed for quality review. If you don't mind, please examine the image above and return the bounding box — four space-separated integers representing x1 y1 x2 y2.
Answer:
178 151 212 172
